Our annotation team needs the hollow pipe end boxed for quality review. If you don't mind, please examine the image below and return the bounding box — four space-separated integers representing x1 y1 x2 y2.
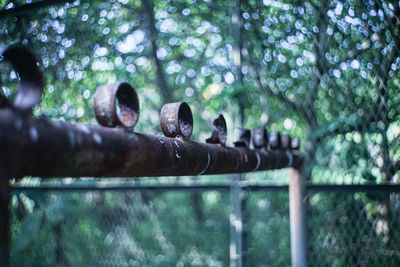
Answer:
0 46 44 110
94 82 140 128
291 137 300 151
281 134 292 150
160 102 193 138
252 127 269 149
268 131 281 150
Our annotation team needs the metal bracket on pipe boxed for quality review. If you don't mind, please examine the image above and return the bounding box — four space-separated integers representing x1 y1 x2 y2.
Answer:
281 135 292 150
206 114 227 146
160 102 193 140
94 82 140 129
268 131 281 150
0 46 45 111
291 137 300 152
234 129 251 148
252 127 269 150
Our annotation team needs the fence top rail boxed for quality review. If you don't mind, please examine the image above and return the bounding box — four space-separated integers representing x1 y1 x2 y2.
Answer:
0 46 303 180
0 107 302 179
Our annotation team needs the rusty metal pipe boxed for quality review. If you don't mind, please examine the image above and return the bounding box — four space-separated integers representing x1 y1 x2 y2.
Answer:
0 108 303 178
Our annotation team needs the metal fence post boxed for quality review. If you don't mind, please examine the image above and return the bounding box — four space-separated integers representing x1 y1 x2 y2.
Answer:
0 167 9 267
230 175 248 267
289 167 307 267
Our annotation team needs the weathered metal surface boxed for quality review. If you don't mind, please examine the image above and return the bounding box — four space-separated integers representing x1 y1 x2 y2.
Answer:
252 127 268 149
94 82 139 128
291 137 300 151
281 134 292 150
0 46 44 110
234 129 251 148
268 131 281 150
206 114 227 146
160 102 193 138
0 108 303 178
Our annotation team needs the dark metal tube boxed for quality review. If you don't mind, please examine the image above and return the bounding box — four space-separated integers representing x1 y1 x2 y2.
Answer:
0 108 303 178
0 167 9 267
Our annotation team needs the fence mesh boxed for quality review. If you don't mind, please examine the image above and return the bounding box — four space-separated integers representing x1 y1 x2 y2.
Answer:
247 190 290 266
9 185 400 266
10 188 231 266
308 191 400 266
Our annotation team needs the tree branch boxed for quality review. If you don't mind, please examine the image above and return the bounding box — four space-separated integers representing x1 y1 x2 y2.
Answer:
142 0 173 103
245 42 307 119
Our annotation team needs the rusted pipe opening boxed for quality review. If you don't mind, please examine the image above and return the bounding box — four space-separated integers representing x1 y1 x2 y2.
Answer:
269 132 281 150
177 102 193 137
94 82 139 128
115 83 139 127
281 135 292 150
0 46 44 110
160 102 193 138
252 127 268 149
291 137 300 151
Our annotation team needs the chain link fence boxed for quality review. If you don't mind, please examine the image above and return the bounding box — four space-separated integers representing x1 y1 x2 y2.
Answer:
8 183 400 266
308 189 400 266
10 185 231 266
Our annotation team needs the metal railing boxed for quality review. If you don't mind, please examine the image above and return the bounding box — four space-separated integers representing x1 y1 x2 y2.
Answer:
0 46 303 266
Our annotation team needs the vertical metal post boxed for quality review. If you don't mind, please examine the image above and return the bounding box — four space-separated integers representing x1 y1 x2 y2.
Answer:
241 183 248 267
289 167 307 267
230 175 247 267
0 167 9 267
